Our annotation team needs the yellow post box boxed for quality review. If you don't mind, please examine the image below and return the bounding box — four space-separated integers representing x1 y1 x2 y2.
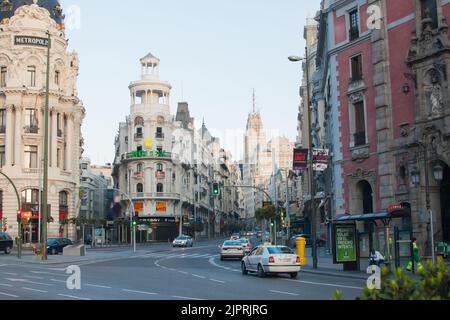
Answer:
297 237 307 266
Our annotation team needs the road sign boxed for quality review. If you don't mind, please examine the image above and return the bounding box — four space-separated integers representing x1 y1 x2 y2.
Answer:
293 148 308 171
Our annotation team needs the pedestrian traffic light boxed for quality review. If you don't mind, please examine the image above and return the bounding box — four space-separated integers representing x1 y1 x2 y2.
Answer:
212 183 220 197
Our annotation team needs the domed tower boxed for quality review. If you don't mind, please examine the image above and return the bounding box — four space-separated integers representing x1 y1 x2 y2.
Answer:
0 0 64 26
0 0 84 242
115 53 180 242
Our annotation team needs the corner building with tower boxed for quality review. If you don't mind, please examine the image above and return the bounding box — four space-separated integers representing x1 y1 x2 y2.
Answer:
0 0 85 243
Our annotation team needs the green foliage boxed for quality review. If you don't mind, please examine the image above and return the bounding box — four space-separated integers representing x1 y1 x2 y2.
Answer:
333 290 342 300
362 257 450 300
255 205 277 221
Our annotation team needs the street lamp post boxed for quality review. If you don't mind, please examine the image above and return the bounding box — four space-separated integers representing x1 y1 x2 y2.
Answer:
289 47 318 269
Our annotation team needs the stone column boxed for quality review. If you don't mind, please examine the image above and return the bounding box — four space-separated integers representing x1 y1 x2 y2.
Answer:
66 113 74 172
5 105 13 166
14 105 22 167
51 109 58 167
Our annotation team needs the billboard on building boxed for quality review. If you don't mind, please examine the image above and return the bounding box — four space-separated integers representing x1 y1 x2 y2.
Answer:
313 149 329 172
156 202 167 213
293 148 308 171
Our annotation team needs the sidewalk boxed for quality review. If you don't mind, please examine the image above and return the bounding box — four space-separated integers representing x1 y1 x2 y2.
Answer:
0 239 220 266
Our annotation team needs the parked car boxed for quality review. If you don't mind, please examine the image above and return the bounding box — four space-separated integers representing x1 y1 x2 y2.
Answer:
237 238 253 254
0 232 13 255
241 245 301 279
220 240 245 260
46 238 73 255
173 235 194 248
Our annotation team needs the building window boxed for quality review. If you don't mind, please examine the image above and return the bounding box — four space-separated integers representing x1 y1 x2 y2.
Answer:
27 66 36 87
55 70 60 85
351 55 363 82
22 189 40 205
25 109 39 133
421 0 438 29
59 191 68 206
135 127 143 139
156 127 164 139
156 163 163 172
354 101 366 146
0 146 5 168
24 146 38 169
137 163 144 173
349 9 360 41
157 183 164 193
0 66 6 87
137 183 144 193
0 109 5 134
57 148 61 168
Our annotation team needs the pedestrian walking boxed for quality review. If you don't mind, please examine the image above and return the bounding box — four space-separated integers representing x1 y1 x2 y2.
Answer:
406 237 424 272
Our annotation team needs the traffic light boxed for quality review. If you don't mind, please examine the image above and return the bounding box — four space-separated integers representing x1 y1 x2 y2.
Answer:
17 210 22 223
212 183 220 197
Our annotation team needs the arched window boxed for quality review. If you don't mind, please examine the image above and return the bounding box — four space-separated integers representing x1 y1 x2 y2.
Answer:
421 0 438 29
59 191 69 222
137 183 144 193
156 163 163 172
137 163 144 173
22 189 40 205
27 66 36 87
157 183 164 193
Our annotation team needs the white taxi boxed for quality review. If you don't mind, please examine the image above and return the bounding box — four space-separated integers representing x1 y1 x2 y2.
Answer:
220 240 245 260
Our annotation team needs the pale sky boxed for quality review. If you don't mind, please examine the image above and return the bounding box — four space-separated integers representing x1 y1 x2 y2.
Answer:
62 0 321 165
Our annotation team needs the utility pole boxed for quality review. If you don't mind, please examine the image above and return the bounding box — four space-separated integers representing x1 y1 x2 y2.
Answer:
286 168 290 245
41 32 51 261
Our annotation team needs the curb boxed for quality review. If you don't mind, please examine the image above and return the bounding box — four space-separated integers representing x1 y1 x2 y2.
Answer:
301 268 368 280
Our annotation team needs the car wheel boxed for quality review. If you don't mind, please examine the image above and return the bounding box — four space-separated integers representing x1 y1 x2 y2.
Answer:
241 262 248 275
290 272 298 279
4 246 11 255
257 264 266 278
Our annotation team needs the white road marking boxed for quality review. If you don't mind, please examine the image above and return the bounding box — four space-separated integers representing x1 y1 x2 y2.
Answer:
48 268 66 271
22 287 48 293
178 271 189 275
58 294 91 301
50 279 66 283
283 279 363 290
209 279 226 284
3 272 18 276
6 278 53 287
85 284 112 289
169 268 177 272
23 275 45 280
192 274 206 279
30 271 51 275
0 291 19 298
0 264 8 267
172 295 204 301
0 283 13 287
270 290 300 296
122 289 157 296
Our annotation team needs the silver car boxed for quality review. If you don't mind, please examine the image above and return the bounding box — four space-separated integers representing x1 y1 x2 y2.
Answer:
220 240 245 260
173 236 194 248
241 245 301 279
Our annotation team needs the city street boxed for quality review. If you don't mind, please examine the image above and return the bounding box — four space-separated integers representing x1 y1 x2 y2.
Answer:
0 238 365 300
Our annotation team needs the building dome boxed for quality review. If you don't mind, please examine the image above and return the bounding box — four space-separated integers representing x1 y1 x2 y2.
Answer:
0 0 63 24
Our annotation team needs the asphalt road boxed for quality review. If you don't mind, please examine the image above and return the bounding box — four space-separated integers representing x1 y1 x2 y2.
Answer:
0 238 366 300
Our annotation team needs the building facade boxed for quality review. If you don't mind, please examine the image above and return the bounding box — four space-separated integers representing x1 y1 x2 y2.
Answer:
308 0 450 256
0 1 85 243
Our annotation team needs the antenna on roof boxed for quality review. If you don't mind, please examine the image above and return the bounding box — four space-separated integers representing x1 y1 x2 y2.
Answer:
252 89 256 114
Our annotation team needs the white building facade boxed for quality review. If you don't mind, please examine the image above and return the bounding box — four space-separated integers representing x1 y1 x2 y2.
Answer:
0 1 85 243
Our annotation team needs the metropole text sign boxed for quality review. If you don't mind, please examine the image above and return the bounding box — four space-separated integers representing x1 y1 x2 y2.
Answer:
14 36 50 48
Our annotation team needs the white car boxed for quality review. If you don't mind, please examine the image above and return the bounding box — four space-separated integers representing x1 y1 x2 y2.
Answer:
220 240 245 260
241 245 301 279
237 238 253 254
173 236 194 248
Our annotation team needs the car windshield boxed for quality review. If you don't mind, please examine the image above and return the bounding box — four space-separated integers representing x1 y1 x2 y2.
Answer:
223 241 241 246
47 239 58 245
176 237 188 240
267 247 293 254
238 239 249 244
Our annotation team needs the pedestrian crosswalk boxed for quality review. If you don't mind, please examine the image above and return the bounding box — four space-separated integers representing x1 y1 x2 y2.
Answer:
138 252 219 260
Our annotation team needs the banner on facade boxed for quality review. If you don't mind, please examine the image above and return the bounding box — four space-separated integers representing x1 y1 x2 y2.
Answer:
156 202 167 213
293 148 308 171
333 224 357 264
313 149 329 171
134 202 144 213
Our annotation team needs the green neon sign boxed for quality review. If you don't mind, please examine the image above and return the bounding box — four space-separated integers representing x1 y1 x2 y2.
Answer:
131 149 168 158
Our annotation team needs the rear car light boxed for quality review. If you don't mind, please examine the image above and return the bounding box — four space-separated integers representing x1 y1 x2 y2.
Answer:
296 256 301 264
269 256 275 264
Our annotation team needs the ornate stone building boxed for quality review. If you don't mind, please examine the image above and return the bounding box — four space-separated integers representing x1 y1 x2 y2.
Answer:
0 0 85 242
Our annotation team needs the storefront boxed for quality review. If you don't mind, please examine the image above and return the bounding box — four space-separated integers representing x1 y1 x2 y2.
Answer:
137 216 177 242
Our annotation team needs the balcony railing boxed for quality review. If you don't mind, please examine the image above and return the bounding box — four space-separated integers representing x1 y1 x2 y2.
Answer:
122 150 172 161
155 132 165 139
134 133 143 140
155 171 166 179
134 171 144 178
24 125 39 134
354 132 367 147
130 192 181 200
